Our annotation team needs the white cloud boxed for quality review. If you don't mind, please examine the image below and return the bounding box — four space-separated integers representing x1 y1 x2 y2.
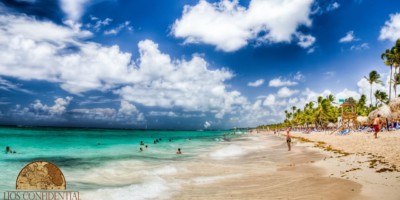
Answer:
379 13 400 42
88 17 112 32
339 31 356 43
327 2 340 11
0 13 249 121
247 79 264 87
307 47 315 54
268 77 297 87
336 88 360 101
357 77 387 105
104 21 132 35
60 0 90 21
172 0 315 52
0 77 33 94
296 33 316 48
263 94 276 107
350 43 369 51
148 111 178 117
293 71 305 81
118 100 138 116
115 40 248 119
32 97 73 115
204 121 211 128
277 87 298 98
71 100 145 122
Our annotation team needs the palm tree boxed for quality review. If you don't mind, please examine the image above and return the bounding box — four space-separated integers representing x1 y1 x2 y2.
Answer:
393 73 400 97
374 90 381 107
364 70 382 106
382 48 397 101
375 90 389 106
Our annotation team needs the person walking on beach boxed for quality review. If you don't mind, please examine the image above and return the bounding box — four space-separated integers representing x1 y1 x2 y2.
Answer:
286 127 292 151
373 114 381 139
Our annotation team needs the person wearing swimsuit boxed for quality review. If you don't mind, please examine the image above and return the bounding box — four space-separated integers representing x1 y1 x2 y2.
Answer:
373 114 381 139
286 127 292 151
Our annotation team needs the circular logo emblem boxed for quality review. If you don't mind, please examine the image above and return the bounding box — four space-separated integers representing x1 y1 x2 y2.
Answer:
16 161 66 190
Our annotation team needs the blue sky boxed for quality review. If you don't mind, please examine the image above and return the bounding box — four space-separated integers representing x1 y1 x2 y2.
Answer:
0 0 399 129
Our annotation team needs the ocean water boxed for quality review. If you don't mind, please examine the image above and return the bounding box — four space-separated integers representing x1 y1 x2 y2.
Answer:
0 127 246 199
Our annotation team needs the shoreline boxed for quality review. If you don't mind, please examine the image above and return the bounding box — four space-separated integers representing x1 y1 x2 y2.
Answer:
254 130 400 199
170 134 365 200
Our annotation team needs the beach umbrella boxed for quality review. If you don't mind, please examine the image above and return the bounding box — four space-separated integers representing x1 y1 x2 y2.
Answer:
356 116 369 125
389 97 400 112
368 104 392 121
327 122 336 128
391 111 400 120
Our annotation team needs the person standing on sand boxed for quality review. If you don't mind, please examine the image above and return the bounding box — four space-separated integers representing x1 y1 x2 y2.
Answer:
286 127 292 151
373 114 381 139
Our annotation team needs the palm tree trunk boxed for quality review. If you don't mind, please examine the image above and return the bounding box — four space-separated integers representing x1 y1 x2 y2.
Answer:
389 65 393 101
370 83 372 106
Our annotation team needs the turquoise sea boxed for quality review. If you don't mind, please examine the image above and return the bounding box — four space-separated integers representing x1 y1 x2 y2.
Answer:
0 127 244 199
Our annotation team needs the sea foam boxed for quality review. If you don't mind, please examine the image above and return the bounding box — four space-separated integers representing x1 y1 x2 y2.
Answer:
209 144 247 159
81 176 178 200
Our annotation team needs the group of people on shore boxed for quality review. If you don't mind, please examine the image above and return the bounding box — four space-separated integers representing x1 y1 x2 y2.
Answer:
138 138 182 154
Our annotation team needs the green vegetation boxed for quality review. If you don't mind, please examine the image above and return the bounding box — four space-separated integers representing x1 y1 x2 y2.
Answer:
258 39 400 130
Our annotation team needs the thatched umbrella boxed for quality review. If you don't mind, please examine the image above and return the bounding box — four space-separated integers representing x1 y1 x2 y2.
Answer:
368 104 392 121
391 111 400 120
357 116 369 125
327 122 336 128
389 97 400 112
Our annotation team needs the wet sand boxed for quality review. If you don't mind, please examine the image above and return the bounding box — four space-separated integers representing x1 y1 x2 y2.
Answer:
170 135 363 200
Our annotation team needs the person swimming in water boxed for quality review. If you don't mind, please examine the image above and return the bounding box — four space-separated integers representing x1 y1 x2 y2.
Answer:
5 146 11 153
140 141 144 145
139 147 143 152
176 148 182 154
145 145 148 148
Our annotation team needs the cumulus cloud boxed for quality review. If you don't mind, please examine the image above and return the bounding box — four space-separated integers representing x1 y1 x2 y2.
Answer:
71 100 144 122
31 97 73 115
10 97 73 122
60 0 90 21
115 40 248 119
339 31 356 43
118 100 139 116
172 0 315 52
277 87 299 97
268 77 297 87
379 13 400 42
247 79 264 87
0 13 249 121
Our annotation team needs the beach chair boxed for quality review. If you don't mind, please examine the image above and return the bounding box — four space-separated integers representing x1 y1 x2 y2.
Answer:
338 128 351 135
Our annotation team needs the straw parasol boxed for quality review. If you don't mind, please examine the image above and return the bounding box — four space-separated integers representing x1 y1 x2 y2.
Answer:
368 104 392 121
389 97 400 112
356 116 369 125
326 122 336 128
